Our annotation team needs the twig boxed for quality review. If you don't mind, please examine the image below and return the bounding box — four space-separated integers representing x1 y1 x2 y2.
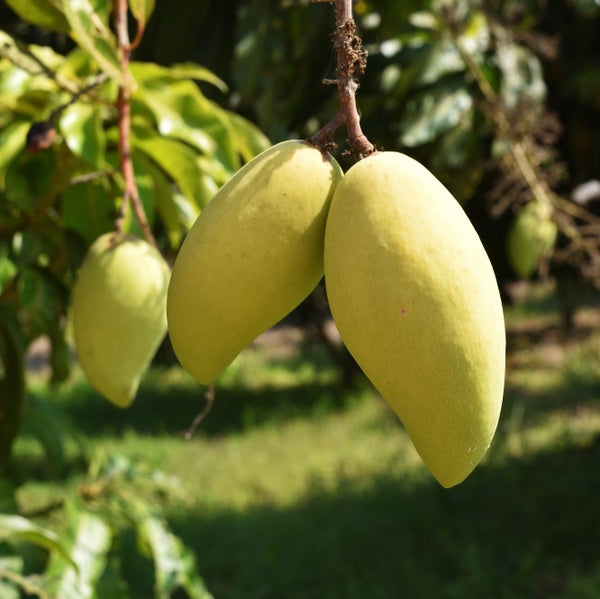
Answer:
309 0 375 158
180 384 216 440
112 0 155 245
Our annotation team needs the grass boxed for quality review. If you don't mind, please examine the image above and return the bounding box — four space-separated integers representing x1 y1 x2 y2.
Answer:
8 281 600 598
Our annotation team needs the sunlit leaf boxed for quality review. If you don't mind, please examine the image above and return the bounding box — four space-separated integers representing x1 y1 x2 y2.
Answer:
497 42 546 108
59 103 106 169
49 510 113 599
128 0 156 25
400 80 473 146
132 128 206 208
0 556 23 599
132 82 217 156
130 61 227 92
62 0 122 83
133 152 186 249
135 507 214 599
4 0 69 33
0 121 29 190
227 112 271 163
0 515 75 567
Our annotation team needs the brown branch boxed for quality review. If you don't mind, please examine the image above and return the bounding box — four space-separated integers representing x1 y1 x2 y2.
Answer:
113 0 155 245
309 0 375 158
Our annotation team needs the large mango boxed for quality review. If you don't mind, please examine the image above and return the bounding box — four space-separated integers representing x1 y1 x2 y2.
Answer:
71 233 170 408
167 140 343 384
324 152 505 487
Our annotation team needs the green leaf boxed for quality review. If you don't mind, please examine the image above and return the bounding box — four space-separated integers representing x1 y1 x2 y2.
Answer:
132 79 219 156
132 128 207 209
59 103 107 169
0 556 23 599
0 122 30 189
135 508 213 599
0 324 25 471
50 510 113 599
128 0 156 25
20 394 88 474
61 179 117 244
62 0 122 83
133 152 185 249
0 515 75 567
130 61 227 93
400 80 473 147
4 0 69 33
227 112 271 163
0 250 17 295
497 42 546 108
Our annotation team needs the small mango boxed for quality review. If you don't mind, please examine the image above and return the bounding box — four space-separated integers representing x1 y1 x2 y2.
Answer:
71 233 170 408
507 200 557 278
167 140 343 384
324 152 506 487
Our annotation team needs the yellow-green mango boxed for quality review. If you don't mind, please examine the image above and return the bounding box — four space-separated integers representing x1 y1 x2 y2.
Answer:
507 200 557 278
71 233 170 408
167 140 343 384
324 152 506 488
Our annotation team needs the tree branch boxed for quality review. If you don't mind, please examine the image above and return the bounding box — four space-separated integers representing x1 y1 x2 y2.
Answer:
309 0 375 158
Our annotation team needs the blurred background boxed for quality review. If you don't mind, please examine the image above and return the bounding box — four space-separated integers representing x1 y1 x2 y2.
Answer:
1 0 600 597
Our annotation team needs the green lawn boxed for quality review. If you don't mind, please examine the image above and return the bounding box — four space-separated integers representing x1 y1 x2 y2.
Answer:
9 282 600 598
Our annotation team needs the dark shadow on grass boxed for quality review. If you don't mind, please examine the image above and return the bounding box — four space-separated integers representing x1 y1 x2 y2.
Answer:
161 435 600 599
51 367 370 440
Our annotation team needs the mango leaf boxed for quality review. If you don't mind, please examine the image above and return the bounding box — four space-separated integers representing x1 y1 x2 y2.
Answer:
0 515 75 567
400 80 473 147
47 510 113 599
227 112 271 163
0 324 25 471
134 506 214 599
497 42 546 108
4 0 69 33
59 103 107 169
0 556 23 599
133 152 186 249
130 61 227 92
0 122 30 189
132 128 207 209
132 82 217 156
128 0 156 25
18 267 65 338
61 179 117 244
20 393 88 474
62 0 122 83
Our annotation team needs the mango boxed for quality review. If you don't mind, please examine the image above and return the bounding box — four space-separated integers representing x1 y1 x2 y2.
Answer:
507 200 557 278
71 233 170 407
167 140 343 384
324 152 506 487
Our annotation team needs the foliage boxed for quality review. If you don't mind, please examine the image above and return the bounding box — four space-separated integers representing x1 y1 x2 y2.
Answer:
0 0 269 464
0 0 269 595
1 453 213 598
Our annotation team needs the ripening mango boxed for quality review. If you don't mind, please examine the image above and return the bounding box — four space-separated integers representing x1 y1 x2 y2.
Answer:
507 200 557 278
71 233 170 408
324 152 506 488
167 140 343 384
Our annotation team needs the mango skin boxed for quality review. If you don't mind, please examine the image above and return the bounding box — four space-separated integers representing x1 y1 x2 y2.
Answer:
324 152 506 488
72 233 170 408
167 140 343 384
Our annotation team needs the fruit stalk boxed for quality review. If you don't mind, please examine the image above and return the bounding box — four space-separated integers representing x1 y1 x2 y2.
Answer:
112 0 155 246
310 0 375 158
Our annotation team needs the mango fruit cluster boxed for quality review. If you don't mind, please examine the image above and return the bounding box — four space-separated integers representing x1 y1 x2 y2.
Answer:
167 140 506 488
